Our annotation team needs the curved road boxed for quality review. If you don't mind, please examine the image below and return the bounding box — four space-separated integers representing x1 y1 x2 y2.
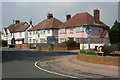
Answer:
2 48 78 78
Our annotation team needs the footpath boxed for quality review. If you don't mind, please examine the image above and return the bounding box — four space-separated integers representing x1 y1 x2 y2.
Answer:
37 55 119 78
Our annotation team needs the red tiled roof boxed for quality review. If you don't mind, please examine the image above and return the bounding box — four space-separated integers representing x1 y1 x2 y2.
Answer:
58 12 109 28
8 22 27 32
15 25 30 32
15 38 24 41
28 18 63 31
100 30 108 38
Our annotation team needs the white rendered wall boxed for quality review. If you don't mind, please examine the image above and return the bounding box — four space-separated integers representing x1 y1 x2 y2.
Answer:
80 43 105 50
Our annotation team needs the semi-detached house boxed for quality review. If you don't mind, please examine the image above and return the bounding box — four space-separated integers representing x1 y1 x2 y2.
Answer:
1 20 33 46
28 13 63 44
58 9 110 43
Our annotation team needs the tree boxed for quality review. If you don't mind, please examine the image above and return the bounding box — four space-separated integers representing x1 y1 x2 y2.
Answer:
2 40 8 47
108 20 120 44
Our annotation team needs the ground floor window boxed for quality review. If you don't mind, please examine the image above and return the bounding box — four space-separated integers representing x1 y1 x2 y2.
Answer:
33 39 36 43
60 38 66 43
40 38 45 43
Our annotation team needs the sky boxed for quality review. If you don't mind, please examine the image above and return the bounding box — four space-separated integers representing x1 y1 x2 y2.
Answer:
1 1 119 31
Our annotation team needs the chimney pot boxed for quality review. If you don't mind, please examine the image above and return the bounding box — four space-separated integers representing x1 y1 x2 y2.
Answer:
47 13 53 19
15 20 20 24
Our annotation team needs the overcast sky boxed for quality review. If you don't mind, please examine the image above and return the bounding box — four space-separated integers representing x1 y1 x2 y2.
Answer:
1 2 119 30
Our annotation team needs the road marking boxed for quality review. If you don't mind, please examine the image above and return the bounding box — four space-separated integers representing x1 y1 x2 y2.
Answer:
34 61 78 78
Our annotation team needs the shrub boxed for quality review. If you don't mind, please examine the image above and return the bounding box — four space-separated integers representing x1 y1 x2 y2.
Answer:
85 49 96 55
2 40 8 47
64 40 76 47
103 44 120 56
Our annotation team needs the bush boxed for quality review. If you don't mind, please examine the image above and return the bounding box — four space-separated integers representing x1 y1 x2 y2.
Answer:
103 44 120 56
85 49 96 55
64 40 76 47
2 40 8 47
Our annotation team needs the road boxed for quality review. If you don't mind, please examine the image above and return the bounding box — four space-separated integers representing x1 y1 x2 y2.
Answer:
2 48 78 79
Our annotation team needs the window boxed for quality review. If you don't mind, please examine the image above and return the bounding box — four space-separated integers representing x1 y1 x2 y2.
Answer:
33 39 36 43
60 38 66 43
36 31 38 34
43 30 45 34
47 30 50 34
76 26 84 33
29 31 32 35
70 28 73 34
60 28 66 34
40 38 45 43
29 39 31 43
33 31 36 35
19 32 22 37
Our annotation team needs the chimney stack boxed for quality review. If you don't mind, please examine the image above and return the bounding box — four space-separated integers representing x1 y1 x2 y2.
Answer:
15 20 20 24
94 9 100 24
47 13 53 19
66 14 71 21
30 19 32 25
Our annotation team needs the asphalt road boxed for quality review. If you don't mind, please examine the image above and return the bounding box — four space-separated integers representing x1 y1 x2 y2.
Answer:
2 48 78 79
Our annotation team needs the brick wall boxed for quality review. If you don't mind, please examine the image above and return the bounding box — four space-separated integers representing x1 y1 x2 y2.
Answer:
15 44 31 49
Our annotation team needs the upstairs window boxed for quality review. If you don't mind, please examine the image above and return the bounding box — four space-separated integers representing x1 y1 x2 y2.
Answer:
60 28 66 34
29 31 32 35
33 31 36 35
47 29 50 34
70 28 73 34
76 26 84 33
19 32 22 37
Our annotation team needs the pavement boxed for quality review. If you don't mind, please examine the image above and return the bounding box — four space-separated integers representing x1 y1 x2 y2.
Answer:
37 55 119 78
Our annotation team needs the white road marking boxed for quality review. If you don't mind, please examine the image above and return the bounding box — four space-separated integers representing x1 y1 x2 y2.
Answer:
34 61 78 78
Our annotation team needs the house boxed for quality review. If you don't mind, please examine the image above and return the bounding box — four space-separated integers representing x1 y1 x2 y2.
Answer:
28 13 63 44
14 20 33 44
58 9 109 43
1 28 8 41
1 20 33 46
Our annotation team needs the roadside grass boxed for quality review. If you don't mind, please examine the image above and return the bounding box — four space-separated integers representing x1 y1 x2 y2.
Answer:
77 52 119 66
